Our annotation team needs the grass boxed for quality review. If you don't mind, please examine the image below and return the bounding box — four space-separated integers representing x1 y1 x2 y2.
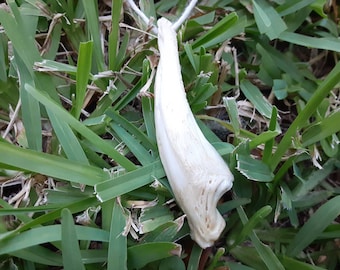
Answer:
0 0 340 269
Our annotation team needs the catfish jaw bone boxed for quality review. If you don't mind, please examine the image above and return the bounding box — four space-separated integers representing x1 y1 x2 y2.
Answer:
154 18 234 249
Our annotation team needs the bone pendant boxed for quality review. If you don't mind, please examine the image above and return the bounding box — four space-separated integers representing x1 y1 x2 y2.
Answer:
154 18 234 249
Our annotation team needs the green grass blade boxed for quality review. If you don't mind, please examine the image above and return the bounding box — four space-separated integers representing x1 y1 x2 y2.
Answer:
141 96 157 145
140 0 157 19
110 122 155 165
24 83 137 171
0 204 62 215
277 0 316 16
106 109 156 152
217 198 251 214
0 141 108 185
271 61 340 169
107 199 127 270
0 224 109 255
237 206 285 270
226 261 257 270
138 205 173 234
0 197 98 241
198 115 256 140
34 59 78 75
81 0 104 71
80 250 107 264
47 110 89 163
187 244 202 270
10 247 63 266
184 43 199 74
109 0 123 71
95 160 165 202
72 41 93 119
236 154 274 182
302 110 340 147
0 197 33 224
223 97 241 137
229 206 272 250
0 4 68 152
0 33 8 81
127 242 182 269
279 31 340 52
42 22 62 60
18 75 42 151
141 221 181 243
253 0 287 39
0 2 41 70
249 131 280 150
115 32 131 70
113 79 144 111
230 246 270 269
240 80 273 119
256 42 306 85
61 208 85 270
286 195 340 257
292 158 336 199
262 106 279 164
159 256 186 270
192 12 239 50
280 255 326 270
12 45 42 151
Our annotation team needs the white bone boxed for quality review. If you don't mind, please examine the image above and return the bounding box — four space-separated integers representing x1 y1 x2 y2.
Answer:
154 18 234 249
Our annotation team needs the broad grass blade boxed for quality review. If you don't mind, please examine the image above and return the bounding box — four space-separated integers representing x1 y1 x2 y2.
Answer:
61 209 85 270
287 195 340 256
107 199 127 270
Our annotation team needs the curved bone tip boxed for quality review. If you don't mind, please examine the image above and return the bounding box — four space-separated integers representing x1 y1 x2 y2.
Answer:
190 213 226 249
185 174 233 248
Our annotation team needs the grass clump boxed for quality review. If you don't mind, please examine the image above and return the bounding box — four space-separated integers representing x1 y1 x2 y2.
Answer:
0 0 340 269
